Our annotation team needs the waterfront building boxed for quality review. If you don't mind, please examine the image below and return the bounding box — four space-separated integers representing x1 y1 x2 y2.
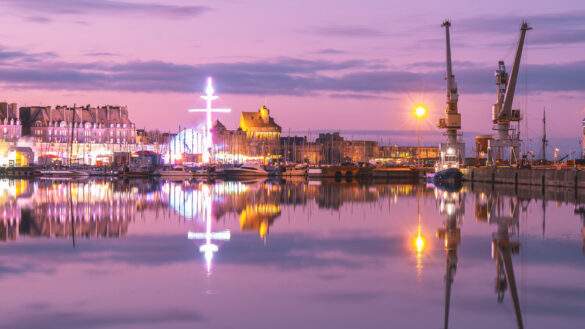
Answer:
316 132 344 164
0 102 21 142
280 136 323 164
211 120 248 162
238 105 281 159
19 105 136 144
136 129 148 144
342 141 380 163
379 146 440 164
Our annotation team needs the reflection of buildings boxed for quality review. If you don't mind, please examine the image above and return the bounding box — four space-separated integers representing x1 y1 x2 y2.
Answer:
239 204 281 239
0 179 168 242
435 187 464 329
163 180 431 240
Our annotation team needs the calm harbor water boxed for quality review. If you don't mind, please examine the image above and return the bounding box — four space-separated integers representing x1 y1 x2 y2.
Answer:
0 178 584 329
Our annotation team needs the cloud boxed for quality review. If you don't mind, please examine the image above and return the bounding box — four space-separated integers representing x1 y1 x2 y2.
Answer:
458 12 585 32
84 51 118 57
307 25 386 37
406 60 482 70
328 92 393 100
4 0 210 19
529 29 585 45
456 11 585 46
313 48 347 55
26 16 52 24
0 46 583 97
0 46 57 64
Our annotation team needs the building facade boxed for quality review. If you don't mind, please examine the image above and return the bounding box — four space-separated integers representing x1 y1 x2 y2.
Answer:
238 105 281 159
19 105 136 144
211 120 248 160
0 102 21 142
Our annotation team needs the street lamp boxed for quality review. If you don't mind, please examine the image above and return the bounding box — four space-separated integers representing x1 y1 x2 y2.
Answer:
413 105 428 167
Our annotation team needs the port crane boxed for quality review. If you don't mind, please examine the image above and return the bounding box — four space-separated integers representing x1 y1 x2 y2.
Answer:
488 22 531 167
437 21 465 165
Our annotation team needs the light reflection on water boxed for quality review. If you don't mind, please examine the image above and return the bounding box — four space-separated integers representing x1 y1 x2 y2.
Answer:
0 178 584 329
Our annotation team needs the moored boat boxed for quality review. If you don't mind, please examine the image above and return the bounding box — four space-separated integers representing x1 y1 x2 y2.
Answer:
427 147 463 188
223 163 268 177
155 166 194 179
38 169 90 177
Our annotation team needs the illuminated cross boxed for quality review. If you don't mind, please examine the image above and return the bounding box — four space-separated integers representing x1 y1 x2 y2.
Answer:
187 185 230 273
189 77 231 163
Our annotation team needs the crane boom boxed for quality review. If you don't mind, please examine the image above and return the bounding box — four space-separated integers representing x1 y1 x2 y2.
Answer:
498 22 531 121
442 21 459 117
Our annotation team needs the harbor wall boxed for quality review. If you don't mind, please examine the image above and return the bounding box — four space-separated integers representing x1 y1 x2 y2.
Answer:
462 167 585 189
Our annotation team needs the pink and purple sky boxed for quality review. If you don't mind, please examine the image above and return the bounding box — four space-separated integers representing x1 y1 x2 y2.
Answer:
0 0 583 143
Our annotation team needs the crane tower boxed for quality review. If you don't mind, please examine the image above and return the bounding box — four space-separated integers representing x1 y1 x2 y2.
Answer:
437 21 465 164
487 22 531 166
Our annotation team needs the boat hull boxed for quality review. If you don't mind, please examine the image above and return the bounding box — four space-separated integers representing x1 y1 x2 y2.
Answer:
427 168 462 189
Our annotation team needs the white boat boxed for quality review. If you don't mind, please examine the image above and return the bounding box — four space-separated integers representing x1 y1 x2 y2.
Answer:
39 169 90 177
155 166 194 178
223 163 268 177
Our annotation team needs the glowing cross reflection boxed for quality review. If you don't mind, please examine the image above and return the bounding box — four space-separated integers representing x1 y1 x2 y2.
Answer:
187 185 230 273
188 77 231 163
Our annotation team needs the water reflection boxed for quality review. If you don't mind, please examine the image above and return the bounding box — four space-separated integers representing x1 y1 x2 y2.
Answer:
434 184 525 329
0 178 584 328
0 179 428 245
434 184 464 329
0 179 163 242
187 184 231 274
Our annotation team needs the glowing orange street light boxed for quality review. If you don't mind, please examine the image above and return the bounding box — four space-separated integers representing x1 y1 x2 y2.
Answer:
413 105 428 167
414 105 427 119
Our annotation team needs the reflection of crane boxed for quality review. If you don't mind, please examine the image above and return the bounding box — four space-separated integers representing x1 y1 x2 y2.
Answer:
436 187 464 329
481 194 524 329
572 205 585 254
488 22 531 166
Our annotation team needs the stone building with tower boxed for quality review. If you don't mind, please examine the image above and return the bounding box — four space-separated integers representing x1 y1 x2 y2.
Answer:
19 105 136 144
238 105 282 159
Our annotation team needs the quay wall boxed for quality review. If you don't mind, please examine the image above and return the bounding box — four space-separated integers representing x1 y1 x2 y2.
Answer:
462 167 585 189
